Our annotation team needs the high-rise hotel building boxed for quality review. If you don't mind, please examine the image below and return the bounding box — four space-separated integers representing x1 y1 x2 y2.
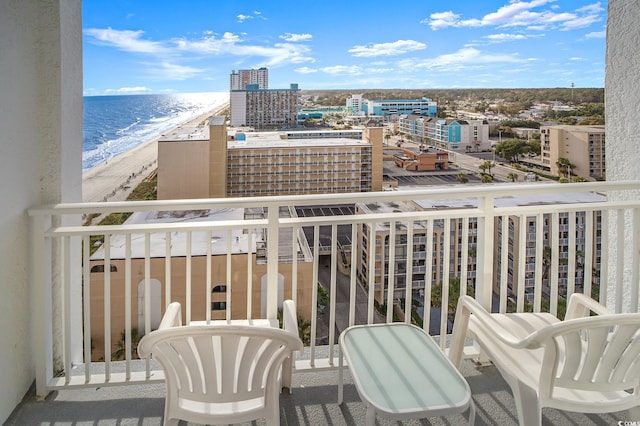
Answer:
230 83 300 130
230 67 269 90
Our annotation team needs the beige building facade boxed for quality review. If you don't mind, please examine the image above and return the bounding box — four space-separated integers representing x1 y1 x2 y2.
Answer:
88 209 314 361
540 125 606 181
158 116 384 199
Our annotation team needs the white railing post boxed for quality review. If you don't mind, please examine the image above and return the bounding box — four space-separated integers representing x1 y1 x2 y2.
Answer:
30 214 53 399
476 195 495 309
266 205 279 320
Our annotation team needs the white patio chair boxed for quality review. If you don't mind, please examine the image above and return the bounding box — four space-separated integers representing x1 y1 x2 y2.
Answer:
449 293 640 426
138 301 303 426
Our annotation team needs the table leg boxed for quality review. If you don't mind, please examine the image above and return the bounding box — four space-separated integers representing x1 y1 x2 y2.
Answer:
365 404 375 425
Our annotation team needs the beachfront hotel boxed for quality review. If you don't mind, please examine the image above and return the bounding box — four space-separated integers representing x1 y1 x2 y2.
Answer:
7 2 640 425
157 117 384 199
230 83 300 129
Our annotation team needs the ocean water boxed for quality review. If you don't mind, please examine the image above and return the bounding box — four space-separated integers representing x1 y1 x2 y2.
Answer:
82 92 228 172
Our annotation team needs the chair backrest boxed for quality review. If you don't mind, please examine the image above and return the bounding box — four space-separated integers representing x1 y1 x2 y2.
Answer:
534 314 640 401
138 324 303 405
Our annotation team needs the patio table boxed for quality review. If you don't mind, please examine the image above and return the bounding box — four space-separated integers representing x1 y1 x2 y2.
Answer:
338 322 475 425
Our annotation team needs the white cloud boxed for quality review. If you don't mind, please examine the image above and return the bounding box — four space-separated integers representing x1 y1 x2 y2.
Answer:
294 65 363 76
348 40 427 57
104 86 153 94
421 11 460 30
294 67 318 74
237 11 266 23
423 1 603 31
154 62 204 80
84 28 167 54
280 33 313 42
485 33 528 43
311 65 363 76
85 28 315 69
585 30 606 38
398 47 527 73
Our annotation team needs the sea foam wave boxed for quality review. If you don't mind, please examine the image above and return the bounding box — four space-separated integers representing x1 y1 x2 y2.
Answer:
82 92 228 171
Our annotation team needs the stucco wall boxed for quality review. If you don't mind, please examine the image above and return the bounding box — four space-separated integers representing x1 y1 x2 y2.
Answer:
0 1 82 422
605 0 640 311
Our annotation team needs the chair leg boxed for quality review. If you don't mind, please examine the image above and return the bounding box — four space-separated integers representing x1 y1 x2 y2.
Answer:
282 355 293 392
511 381 541 426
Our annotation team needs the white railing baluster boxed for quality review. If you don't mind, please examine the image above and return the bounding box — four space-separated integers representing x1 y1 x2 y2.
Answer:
329 224 338 361
82 235 91 383
616 209 625 313
225 229 231 322
499 216 508 313
550 213 560 317
516 215 526 312
124 234 132 379
349 223 358 326
247 229 254 318
103 234 111 380
367 221 376 324
405 221 414 323
424 219 434 333
63 236 72 384
567 211 577 299
186 232 192 322
387 222 396 323
310 225 319 366
534 213 543 312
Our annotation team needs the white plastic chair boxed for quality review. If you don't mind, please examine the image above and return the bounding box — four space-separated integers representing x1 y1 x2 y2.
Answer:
138 301 303 426
449 293 640 426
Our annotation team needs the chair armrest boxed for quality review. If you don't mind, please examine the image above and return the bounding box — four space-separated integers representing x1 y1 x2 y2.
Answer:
282 300 299 340
158 302 182 329
565 293 612 319
449 295 539 368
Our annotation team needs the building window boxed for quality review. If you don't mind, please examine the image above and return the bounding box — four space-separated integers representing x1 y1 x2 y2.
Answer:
211 302 227 310
90 264 118 273
212 285 227 293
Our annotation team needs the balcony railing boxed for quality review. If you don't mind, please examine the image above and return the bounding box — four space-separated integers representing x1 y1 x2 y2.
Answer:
28 181 640 398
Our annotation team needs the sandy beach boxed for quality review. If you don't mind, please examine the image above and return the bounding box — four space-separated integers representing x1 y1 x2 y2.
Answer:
82 103 228 203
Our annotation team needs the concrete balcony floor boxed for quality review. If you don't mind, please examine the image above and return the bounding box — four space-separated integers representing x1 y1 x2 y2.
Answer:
7 358 634 426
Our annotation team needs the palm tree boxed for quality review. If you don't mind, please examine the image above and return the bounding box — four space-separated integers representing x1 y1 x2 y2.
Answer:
555 157 575 179
384 133 391 146
480 173 493 183
112 328 142 361
507 172 519 182
480 160 495 176
457 172 469 183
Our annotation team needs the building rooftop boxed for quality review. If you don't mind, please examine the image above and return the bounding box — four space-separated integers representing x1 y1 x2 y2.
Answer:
90 208 257 260
158 125 209 143
228 133 370 149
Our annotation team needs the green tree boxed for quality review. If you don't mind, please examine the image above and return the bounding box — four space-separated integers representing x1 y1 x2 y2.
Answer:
431 277 475 327
507 172 519 182
479 160 495 176
555 157 575 179
480 173 493 183
112 328 142 361
456 172 469 184
494 138 531 163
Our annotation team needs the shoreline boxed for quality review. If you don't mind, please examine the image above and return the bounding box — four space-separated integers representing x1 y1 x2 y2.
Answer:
82 103 228 203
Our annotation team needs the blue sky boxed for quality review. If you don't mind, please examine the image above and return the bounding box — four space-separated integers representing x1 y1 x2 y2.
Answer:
82 0 607 95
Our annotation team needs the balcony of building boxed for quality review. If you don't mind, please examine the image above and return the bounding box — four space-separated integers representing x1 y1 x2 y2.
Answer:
10 181 640 425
